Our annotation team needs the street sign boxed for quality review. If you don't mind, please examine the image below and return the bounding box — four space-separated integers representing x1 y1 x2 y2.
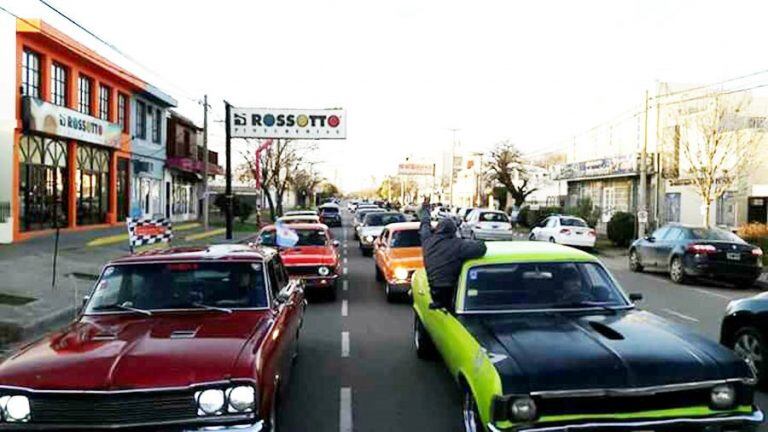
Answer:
398 163 434 176
637 210 648 223
230 108 346 139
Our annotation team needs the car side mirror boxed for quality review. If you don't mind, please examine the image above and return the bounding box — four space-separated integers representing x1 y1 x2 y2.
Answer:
629 293 643 302
645 236 655 243
82 295 90 306
332 240 340 248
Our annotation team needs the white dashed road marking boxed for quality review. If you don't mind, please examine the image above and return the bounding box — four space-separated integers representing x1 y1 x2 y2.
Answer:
341 299 348 317
343 267 348 275
343 257 348 264
662 308 700 323
341 332 350 357
340 387 352 432
343 280 348 291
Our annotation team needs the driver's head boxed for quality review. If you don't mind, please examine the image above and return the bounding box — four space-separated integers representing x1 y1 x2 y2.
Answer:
560 268 583 297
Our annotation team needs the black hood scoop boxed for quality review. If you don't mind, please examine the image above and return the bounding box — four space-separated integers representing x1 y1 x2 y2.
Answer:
587 321 624 340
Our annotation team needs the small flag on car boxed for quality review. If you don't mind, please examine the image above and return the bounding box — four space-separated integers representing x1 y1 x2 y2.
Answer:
275 222 299 247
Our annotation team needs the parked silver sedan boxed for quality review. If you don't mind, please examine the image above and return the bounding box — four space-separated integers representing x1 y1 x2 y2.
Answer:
459 209 517 241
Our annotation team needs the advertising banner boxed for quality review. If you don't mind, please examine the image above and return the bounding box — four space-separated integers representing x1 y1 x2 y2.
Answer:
126 218 173 251
23 97 122 148
398 163 434 176
230 108 346 139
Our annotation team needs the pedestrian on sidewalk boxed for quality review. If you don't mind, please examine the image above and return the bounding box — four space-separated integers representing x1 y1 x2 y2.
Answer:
418 196 486 311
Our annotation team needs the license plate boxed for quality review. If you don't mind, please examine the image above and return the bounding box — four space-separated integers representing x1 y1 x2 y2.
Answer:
492 225 499 229
727 252 741 261
575 231 583 235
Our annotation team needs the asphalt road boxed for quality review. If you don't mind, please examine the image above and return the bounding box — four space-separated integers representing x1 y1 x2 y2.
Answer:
279 210 767 431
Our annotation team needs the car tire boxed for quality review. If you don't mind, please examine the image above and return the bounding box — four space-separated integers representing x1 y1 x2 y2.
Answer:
549 237 556 243
328 284 338 302
629 249 643 272
385 283 397 303
266 384 280 432
461 386 484 432
735 278 757 289
375 265 384 282
732 327 766 388
414 315 437 360
528 232 536 241
669 256 687 284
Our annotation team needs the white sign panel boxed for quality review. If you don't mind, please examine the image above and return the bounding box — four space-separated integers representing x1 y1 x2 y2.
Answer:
398 163 434 176
23 97 122 148
230 108 346 139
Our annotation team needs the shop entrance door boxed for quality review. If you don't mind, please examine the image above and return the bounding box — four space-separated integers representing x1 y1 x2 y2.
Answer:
116 158 129 221
748 197 767 223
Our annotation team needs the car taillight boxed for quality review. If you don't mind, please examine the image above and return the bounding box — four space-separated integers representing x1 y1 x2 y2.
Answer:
752 248 764 257
587 229 596 237
559 228 571 235
687 244 717 254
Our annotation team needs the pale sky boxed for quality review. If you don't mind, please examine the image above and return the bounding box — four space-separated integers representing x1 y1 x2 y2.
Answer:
6 0 768 191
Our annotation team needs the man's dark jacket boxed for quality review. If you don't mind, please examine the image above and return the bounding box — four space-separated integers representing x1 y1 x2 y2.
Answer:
419 206 486 292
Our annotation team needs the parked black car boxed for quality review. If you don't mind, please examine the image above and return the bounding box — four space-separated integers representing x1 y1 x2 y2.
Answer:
721 292 768 386
628 224 763 288
318 204 342 227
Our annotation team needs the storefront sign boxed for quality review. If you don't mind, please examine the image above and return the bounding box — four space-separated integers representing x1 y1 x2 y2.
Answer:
230 108 346 139
556 154 649 181
398 163 434 176
22 97 122 148
127 218 173 251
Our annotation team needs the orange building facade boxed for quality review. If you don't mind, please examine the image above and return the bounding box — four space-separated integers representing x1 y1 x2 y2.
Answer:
4 19 150 243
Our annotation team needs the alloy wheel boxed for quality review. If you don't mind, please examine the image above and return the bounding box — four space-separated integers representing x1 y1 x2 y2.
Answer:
629 250 641 272
734 330 764 379
670 258 684 283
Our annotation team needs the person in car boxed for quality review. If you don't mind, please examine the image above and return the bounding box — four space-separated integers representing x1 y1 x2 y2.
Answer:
418 197 486 311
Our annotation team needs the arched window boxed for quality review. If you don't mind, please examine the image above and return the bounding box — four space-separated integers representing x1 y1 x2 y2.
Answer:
18 136 68 231
76 145 111 225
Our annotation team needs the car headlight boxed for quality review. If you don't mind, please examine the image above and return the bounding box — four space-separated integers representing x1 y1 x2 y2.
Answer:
196 389 226 415
227 386 256 412
0 395 31 422
365 235 374 243
394 267 409 280
509 396 537 421
710 384 736 410
318 266 330 276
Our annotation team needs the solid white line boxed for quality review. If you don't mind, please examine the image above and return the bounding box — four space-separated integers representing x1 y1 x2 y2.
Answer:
343 280 348 291
662 308 700 323
343 267 348 275
341 332 350 357
342 299 348 317
691 287 733 300
340 387 352 432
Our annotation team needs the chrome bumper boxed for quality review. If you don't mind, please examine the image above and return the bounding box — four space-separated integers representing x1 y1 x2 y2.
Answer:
488 410 764 431
184 420 264 431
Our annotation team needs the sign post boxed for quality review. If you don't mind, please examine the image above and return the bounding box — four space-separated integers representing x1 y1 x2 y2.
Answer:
224 102 233 240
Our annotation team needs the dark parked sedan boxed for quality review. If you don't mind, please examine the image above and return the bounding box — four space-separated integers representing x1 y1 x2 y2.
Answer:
721 291 768 386
629 224 763 288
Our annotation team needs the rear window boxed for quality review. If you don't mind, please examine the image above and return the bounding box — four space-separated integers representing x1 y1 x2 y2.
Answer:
87 262 269 313
560 218 587 227
390 230 421 248
689 228 744 242
364 213 406 226
479 212 509 223
320 207 339 214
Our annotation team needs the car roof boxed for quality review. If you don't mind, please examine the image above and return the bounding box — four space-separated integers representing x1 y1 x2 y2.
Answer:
109 244 277 265
261 223 329 231
278 215 320 220
385 221 437 231
465 241 598 266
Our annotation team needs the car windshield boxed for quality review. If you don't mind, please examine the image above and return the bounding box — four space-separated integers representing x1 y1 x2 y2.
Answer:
86 262 269 313
320 207 339 214
463 262 628 312
259 229 328 246
364 213 406 226
390 230 421 248
560 218 588 227
479 212 509 223
689 228 744 242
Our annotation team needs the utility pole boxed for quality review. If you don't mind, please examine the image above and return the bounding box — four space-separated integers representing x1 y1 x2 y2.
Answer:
224 101 233 240
202 94 209 231
638 90 649 238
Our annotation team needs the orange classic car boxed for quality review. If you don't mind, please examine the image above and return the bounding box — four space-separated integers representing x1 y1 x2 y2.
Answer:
372 222 428 302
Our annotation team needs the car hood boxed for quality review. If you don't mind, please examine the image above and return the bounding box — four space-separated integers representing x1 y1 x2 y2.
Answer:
360 226 385 237
0 311 272 391
280 246 337 266
388 247 424 269
460 310 751 394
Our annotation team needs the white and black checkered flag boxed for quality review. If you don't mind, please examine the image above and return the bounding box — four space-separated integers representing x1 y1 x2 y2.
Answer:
126 218 173 248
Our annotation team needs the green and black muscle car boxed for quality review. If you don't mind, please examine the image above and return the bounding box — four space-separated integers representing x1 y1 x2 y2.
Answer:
412 241 763 432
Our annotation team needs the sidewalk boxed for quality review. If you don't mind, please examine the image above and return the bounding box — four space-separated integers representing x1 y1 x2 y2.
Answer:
0 224 253 347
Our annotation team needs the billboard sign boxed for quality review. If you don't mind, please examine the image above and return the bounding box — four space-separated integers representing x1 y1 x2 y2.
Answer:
23 97 122 148
230 108 346 139
398 163 434 176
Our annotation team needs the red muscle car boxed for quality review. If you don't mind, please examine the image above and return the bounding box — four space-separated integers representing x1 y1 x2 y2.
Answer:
0 244 304 431
252 223 341 300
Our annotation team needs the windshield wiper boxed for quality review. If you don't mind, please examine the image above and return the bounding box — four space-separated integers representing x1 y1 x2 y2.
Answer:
93 302 153 316
552 301 622 314
190 302 232 314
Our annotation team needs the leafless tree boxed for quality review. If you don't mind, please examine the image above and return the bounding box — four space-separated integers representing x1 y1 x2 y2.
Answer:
291 165 324 208
673 93 764 226
486 140 537 207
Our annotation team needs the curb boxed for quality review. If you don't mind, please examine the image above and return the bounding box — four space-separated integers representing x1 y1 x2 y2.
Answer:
86 222 201 247
185 228 226 242
0 305 76 347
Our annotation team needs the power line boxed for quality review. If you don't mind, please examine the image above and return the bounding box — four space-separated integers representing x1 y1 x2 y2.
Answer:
650 68 768 101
